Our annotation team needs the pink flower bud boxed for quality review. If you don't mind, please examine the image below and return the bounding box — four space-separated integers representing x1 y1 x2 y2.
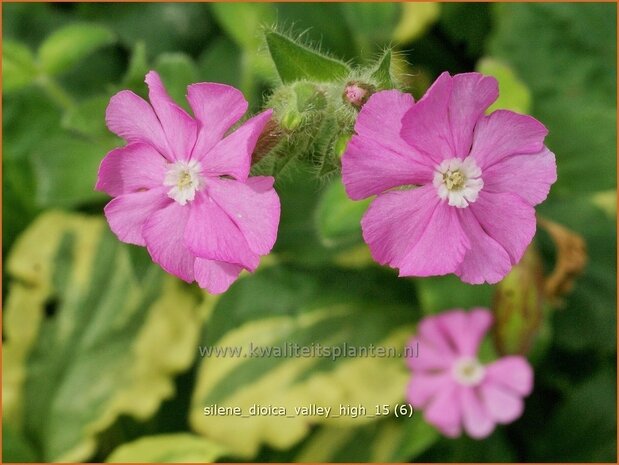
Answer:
343 81 374 108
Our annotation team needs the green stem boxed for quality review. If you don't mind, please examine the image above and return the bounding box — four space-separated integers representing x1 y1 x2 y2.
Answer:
37 75 75 111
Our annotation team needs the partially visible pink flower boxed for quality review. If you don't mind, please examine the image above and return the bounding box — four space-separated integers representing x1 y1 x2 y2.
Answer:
406 308 533 439
341 72 557 284
96 71 280 293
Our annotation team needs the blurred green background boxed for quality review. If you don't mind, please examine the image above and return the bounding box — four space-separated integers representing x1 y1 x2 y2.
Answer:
3 2 617 463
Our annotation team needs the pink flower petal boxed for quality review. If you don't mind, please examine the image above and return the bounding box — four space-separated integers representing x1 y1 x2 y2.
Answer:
455 208 512 284
470 191 536 265
435 308 493 357
194 258 243 294
470 110 548 169
401 72 455 164
342 136 434 200
362 186 469 278
341 90 435 199
448 73 498 157
96 142 167 197
397 202 470 277
199 109 272 182
466 308 494 353
407 371 452 408
400 72 498 164
184 192 260 271
360 185 437 269
480 381 525 424
485 356 534 397
207 176 280 256
104 187 170 246
105 90 171 159
424 382 462 438
482 146 557 206
406 336 455 372
417 315 459 358
145 71 197 161
353 90 415 146
460 387 495 439
435 309 468 352
187 82 249 158
142 201 196 283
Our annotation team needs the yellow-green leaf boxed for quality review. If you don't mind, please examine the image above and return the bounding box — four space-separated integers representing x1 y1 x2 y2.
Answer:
4 211 210 462
189 265 420 458
106 433 227 463
3 40 38 92
296 417 439 462
38 23 116 75
392 3 440 44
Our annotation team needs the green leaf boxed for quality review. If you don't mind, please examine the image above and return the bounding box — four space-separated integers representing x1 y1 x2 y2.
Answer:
38 23 116 75
439 3 491 57
4 212 208 461
393 417 441 461
209 3 277 98
122 41 149 90
198 37 241 89
392 3 440 44
153 53 198 111
3 88 59 252
3 421 38 463
3 40 38 92
276 4 357 60
491 247 547 356
476 57 531 114
3 3 68 47
415 275 494 316
265 31 350 84
296 417 439 462
489 3 616 194
340 3 399 50
371 49 395 89
106 434 227 463
211 3 276 51
74 3 213 57
419 430 517 462
62 95 118 140
530 369 616 461
189 264 420 458
537 195 616 354
315 178 371 248
30 134 112 208
3 158 39 258
271 169 357 265
3 88 62 165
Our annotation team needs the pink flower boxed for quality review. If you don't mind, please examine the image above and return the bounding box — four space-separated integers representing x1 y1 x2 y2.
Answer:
341 72 557 284
96 71 280 293
406 308 533 439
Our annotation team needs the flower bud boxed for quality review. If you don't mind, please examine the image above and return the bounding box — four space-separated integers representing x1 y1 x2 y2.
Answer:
280 110 303 131
252 118 284 165
342 81 375 108
492 246 545 356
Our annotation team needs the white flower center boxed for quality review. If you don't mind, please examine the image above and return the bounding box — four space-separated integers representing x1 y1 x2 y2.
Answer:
164 160 205 205
452 356 486 387
433 156 483 208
